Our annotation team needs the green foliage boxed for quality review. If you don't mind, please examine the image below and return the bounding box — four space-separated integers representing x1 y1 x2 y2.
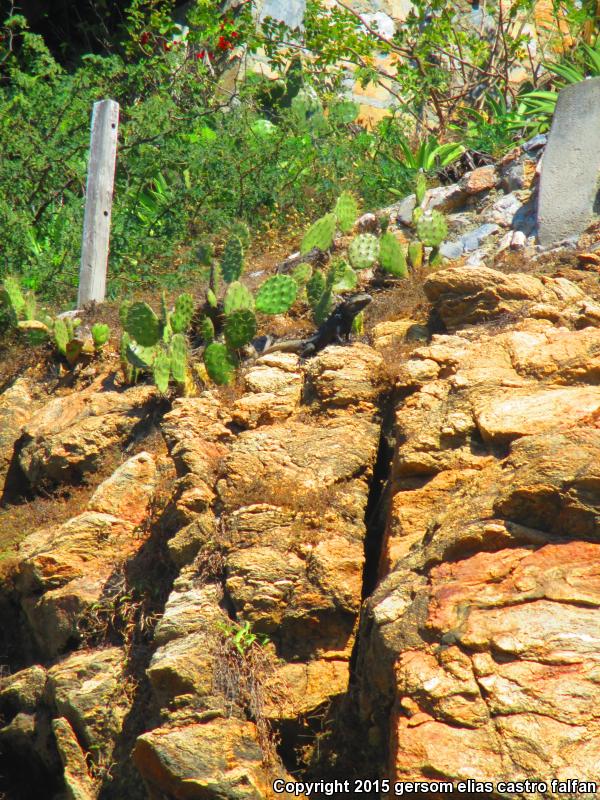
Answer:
255 275 298 315
220 235 245 284
300 213 337 254
203 341 237 385
408 241 424 270
217 619 270 655
348 234 379 270
379 233 407 277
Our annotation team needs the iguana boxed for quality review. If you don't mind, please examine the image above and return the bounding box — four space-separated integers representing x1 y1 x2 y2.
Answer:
258 292 372 358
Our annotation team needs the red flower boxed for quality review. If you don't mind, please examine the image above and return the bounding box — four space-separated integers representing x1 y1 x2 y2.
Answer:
217 35 232 51
230 30 239 39
140 31 151 46
163 41 172 52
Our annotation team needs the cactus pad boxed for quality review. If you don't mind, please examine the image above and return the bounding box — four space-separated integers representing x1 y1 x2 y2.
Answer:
170 293 194 333
204 342 237 385
255 275 298 315
416 210 448 247
332 264 358 291
170 333 188 383
300 213 336 255
408 241 424 269
220 235 244 283
224 281 255 315
306 269 326 310
126 342 157 370
334 192 359 234
199 315 215 343
292 263 313 286
313 289 332 324
415 171 427 206
53 318 69 356
230 221 251 249
153 351 171 394
348 234 379 270
91 323 110 349
126 302 161 347
379 232 407 277
224 309 257 349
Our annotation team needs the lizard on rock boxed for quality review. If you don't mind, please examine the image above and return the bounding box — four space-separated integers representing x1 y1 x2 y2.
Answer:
258 292 372 358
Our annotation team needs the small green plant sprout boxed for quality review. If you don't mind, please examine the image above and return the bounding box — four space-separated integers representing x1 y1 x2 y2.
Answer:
300 212 337 255
122 292 194 393
352 311 365 335
217 618 270 656
348 233 379 270
220 234 245 283
408 240 424 270
91 323 110 352
379 232 408 278
334 191 359 234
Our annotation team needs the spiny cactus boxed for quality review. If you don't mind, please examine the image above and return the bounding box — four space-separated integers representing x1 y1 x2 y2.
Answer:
230 221 251 250
306 269 326 310
300 213 337 255
224 281 255 315
334 192 359 234
416 210 448 248
328 258 357 292
224 309 257 350
220 235 244 283
206 288 218 309
415 171 427 206
199 315 215 343
169 333 188 384
91 323 110 351
204 341 237 385
292 262 313 286
379 232 408 277
153 351 171 394
313 289 332 325
408 240 424 269
170 293 194 334
53 317 82 365
125 302 161 347
255 275 298 315
348 233 379 270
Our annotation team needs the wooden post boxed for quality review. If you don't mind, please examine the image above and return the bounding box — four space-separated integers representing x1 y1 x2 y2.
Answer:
77 99 119 307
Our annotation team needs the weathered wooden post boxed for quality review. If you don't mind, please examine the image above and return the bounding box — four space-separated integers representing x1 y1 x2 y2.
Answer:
77 99 119 307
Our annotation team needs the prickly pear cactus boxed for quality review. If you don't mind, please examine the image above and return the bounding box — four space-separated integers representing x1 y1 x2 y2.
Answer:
170 333 188 384
224 309 257 350
91 323 110 350
313 289 332 325
415 171 427 206
206 288 218 309
126 303 161 347
126 342 158 370
348 234 379 270
53 318 69 356
170 293 194 334
334 192 359 234
255 275 298 315
379 232 407 277
153 351 172 394
291 263 313 286
300 213 337 255
416 210 448 247
204 342 237 385
220 235 244 283
224 281 255 315
199 315 215 343
408 241 424 269
306 269 326 310
230 221 251 250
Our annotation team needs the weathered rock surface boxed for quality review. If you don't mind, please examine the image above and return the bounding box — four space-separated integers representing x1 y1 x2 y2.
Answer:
358 270 600 795
19 382 156 487
0 376 33 494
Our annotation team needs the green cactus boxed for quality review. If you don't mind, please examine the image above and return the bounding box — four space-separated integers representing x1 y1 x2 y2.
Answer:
224 309 257 349
2 276 26 320
204 342 237 385
429 248 443 268
206 288 218 309
230 221 251 250
199 315 215 343
348 234 379 270
153 351 171 394
170 293 194 334
352 311 365 335
53 318 69 356
334 192 359 234
120 332 139 384
416 210 448 248
291 262 313 286
332 263 358 291
125 302 161 347
300 213 337 255
169 333 188 384
126 342 157 370
119 301 131 328
313 289 332 325
255 275 298 315
306 269 326 310
220 235 244 283
379 232 408 277
408 241 424 269
224 281 255 315
91 323 110 350
415 171 427 206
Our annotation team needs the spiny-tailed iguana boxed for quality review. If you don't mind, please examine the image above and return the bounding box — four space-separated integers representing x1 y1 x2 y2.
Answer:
259 292 372 358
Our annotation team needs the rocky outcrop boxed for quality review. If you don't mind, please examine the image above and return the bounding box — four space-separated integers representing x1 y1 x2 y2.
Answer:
359 266 600 794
